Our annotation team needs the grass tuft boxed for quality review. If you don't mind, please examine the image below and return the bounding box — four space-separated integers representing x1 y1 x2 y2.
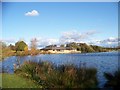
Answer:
15 60 98 88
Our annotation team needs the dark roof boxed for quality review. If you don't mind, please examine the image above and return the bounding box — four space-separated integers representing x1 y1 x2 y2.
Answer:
41 47 75 50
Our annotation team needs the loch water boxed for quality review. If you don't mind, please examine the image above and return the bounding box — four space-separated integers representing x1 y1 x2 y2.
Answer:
1 51 119 88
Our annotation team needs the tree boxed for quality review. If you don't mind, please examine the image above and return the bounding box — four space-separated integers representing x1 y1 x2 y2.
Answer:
30 38 38 50
30 38 38 55
15 41 28 51
9 44 15 50
24 46 28 51
60 44 64 47
46 45 57 48
0 41 6 49
66 42 81 51
79 43 95 53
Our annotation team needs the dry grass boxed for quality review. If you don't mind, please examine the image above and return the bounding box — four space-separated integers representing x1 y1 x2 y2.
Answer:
15 60 98 88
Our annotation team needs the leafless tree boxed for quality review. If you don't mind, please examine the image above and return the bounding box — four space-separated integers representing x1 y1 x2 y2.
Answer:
30 38 38 50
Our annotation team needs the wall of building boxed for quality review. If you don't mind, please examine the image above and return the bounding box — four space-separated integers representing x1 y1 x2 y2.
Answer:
47 49 81 54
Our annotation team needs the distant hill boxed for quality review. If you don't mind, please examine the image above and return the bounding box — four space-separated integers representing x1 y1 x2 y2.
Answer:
65 42 118 53
42 42 118 53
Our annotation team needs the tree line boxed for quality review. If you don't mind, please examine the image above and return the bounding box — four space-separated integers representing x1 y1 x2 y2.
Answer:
46 42 119 53
0 40 119 60
0 38 39 60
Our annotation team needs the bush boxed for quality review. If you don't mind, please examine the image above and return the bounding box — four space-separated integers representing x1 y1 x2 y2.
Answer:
15 41 28 51
30 49 39 55
15 60 98 88
2 47 15 60
16 51 31 56
104 71 120 88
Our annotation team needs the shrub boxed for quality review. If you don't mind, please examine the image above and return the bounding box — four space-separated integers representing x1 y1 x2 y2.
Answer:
104 71 120 88
15 60 98 88
15 41 28 51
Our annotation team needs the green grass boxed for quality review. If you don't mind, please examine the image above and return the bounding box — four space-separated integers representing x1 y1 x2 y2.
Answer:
0 73 2 87
1 73 42 88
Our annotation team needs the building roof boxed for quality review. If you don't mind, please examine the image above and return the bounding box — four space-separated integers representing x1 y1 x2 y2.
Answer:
41 46 75 50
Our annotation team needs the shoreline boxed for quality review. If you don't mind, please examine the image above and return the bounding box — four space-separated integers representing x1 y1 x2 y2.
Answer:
1 51 118 61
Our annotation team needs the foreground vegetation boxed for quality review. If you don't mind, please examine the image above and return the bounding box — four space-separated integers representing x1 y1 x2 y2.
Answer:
1 73 41 88
15 61 98 88
1 59 119 88
104 70 120 89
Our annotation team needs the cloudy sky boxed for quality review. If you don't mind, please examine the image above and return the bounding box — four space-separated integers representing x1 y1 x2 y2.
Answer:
1 2 118 48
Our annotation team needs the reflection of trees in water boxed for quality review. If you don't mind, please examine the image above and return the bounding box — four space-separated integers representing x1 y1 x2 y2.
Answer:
2 66 9 73
0 63 2 73
13 57 21 71
16 56 20 67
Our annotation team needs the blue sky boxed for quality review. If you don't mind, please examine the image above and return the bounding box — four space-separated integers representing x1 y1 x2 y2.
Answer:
2 0 120 2
2 2 118 47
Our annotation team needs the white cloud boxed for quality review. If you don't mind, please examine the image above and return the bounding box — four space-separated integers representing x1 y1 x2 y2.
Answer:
25 10 39 16
59 30 97 44
88 37 119 47
31 36 119 49
0 38 17 45
35 37 59 48
58 31 119 47
1 38 30 46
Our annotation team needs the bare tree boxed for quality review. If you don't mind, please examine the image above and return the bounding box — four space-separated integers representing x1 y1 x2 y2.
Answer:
30 38 38 55
30 38 38 50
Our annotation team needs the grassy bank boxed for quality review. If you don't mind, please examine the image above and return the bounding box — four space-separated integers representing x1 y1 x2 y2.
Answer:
0 48 16 61
15 61 98 88
1 73 42 88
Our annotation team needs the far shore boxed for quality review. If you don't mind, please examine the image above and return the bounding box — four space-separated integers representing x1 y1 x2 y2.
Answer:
1 50 118 62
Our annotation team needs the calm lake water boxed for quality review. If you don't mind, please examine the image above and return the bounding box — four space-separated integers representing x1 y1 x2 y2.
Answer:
1 51 119 88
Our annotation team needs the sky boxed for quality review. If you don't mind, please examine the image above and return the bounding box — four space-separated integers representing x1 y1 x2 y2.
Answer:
1 2 119 48
1 0 120 2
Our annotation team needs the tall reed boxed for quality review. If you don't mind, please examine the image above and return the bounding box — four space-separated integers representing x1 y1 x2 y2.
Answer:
15 60 98 88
